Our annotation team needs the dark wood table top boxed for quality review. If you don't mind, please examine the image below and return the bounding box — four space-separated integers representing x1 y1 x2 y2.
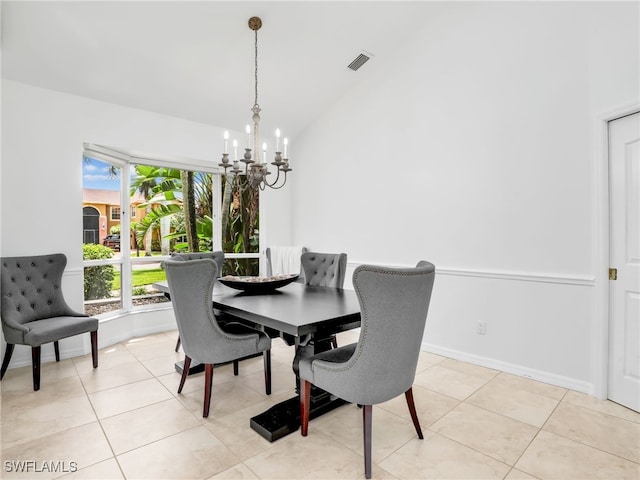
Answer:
153 280 361 338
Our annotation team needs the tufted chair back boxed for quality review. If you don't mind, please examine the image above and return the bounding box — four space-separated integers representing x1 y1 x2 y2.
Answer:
171 251 225 278
1 254 76 336
300 252 347 288
1 253 99 390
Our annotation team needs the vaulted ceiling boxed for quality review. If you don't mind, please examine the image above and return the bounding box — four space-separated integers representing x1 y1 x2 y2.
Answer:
2 1 446 138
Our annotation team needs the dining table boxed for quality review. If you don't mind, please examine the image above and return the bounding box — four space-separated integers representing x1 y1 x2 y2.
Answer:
153 279 362 441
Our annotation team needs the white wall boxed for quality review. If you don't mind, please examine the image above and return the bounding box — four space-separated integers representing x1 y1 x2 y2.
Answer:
291 2 639 393
0 80 292 366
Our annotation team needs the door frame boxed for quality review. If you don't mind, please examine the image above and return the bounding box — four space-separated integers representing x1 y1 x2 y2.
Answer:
592 102 640 400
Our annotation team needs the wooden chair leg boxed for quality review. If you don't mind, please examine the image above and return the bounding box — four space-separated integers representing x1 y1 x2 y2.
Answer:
405 387 424 439
31 346 41 391
1 344 15 380
54 341 60 362
263 350 271 395
178 356 191 393
363 405 373 479
203 364 214 418
233 359 239 376
90 331 98 368
175 335 181 352
300 380 311 436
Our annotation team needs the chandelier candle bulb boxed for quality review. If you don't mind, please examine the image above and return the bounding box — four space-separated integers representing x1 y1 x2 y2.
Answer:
275 128 281 151
283 138 288 158
224 130 229 153
246 125 251 148
233 139 238 161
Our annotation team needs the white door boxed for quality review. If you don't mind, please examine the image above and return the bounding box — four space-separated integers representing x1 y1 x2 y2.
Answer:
608 111 640 412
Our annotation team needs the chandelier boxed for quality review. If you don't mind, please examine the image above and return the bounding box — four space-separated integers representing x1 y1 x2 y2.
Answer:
219 16 291 190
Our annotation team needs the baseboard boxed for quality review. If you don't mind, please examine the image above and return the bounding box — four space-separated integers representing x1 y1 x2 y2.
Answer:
422 342 593 395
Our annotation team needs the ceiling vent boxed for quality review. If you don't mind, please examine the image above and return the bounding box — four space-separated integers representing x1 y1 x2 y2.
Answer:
347 51 373 71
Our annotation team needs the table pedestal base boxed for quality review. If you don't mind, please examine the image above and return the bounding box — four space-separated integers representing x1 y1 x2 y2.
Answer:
250 392 347 442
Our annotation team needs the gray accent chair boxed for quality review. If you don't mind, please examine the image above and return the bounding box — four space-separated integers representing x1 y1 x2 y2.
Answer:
170 251 224 352
299 261 436 479
299 251 347 348
164 258 272 417
0 253 98 391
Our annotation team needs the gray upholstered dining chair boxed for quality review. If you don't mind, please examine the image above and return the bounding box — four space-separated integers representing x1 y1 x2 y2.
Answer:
299 251 347 348
299 261 436 479
300 251 347 288
170 251 225 352
164 258 272 417
0 253 99 391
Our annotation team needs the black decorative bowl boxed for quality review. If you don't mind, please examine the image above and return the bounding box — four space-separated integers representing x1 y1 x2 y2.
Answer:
218 274 299 293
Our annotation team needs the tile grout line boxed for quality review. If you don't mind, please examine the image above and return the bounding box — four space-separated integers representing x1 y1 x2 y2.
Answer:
499 388 570 480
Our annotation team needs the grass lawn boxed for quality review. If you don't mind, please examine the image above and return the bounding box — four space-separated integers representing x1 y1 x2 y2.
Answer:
112 268 166 289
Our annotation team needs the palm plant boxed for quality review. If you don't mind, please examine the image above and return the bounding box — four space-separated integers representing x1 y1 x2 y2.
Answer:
130 165 259 274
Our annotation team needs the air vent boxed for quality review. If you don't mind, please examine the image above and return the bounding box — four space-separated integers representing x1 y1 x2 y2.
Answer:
347 51 372 71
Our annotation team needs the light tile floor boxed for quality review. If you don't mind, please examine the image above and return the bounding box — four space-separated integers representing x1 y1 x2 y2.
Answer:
1 329 639 480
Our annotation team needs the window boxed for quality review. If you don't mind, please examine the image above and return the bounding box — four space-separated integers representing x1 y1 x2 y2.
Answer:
81 144 261 318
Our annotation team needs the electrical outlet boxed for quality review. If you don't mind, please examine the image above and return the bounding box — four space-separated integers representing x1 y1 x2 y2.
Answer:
476 320 486 335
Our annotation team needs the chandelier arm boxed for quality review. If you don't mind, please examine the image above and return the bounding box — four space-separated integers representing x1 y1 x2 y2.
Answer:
265 172 288 190
261 167 280 188
263 169 288 190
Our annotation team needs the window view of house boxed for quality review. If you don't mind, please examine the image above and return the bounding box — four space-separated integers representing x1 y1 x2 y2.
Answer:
82 155 260 317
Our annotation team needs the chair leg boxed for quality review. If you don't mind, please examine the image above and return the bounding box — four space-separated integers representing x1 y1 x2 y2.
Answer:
1 344 15 380
405 387 424 439
233 359 239 376
331 335 338 349
175 335 181 352
54 341 60 362
300 379 311 436
203 364 214 418
363 405 373 479
31 346 41 391
178 356 191 393
90 331 98 368
263 350 271 395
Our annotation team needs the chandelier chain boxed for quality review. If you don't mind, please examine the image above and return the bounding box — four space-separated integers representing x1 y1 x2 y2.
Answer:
254 29 259 107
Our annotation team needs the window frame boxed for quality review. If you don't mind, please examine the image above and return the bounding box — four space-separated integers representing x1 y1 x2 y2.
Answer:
110 206 121 220
82 143 262 319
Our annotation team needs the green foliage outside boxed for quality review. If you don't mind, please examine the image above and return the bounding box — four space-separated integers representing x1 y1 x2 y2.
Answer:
221 176 259 276
96 164 260 287
112 267 166 290
130 165 260 276
132 286 148 296
83 244 115 300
